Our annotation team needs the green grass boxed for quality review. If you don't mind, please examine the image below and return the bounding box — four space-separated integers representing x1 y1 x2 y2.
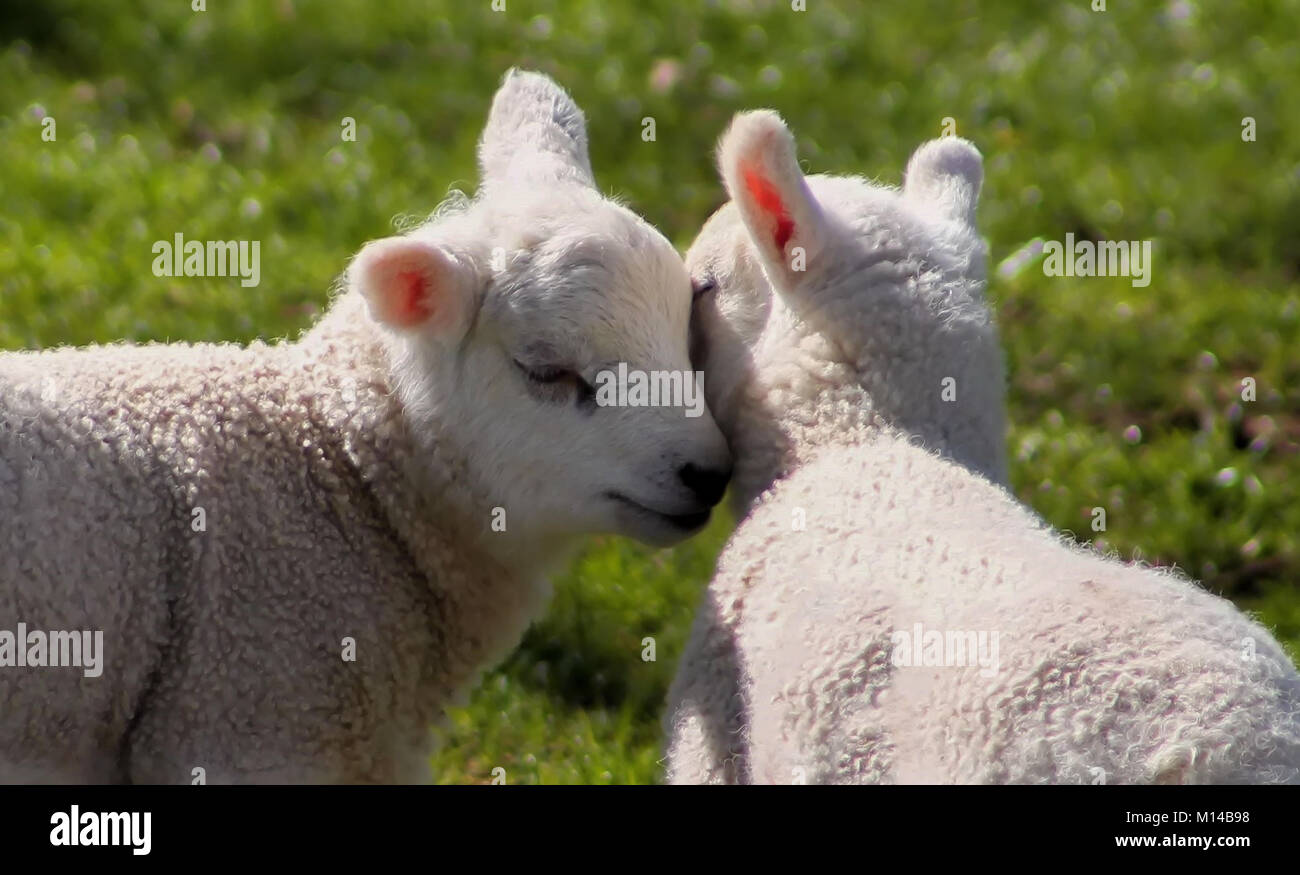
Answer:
2 0 1298 783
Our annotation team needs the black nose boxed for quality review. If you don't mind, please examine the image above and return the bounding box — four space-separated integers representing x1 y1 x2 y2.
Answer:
679 463 731 506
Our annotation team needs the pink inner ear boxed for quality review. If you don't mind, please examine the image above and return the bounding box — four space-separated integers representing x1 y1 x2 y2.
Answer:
742 163 795 252
393 269 434 326
358 238 458 331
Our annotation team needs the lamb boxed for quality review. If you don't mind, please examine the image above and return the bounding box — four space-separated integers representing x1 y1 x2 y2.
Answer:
0 70 732 784
665 110 1300 784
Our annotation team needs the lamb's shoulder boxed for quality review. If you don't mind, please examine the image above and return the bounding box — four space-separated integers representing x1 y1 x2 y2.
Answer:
734 437 1029 588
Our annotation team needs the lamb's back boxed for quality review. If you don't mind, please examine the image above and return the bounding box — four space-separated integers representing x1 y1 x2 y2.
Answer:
729 439 1300 784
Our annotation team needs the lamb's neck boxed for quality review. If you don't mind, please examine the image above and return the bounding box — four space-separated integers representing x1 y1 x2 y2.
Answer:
728 281 1008 514
294 294 564 586
728 367 887 514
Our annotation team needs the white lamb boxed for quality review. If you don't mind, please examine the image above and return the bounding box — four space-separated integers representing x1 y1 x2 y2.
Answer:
0 70 732 784
665 110 1300 784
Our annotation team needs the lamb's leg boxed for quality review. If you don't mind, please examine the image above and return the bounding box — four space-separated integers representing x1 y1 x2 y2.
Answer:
664 593 751 784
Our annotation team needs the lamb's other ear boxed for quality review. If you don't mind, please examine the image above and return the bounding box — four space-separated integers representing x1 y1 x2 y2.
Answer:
903 137 983 227
717 110 827 292
350 236 478 338
478 68 596 189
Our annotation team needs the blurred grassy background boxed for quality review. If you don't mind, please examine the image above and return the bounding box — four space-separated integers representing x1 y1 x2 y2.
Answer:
1 0 1297 783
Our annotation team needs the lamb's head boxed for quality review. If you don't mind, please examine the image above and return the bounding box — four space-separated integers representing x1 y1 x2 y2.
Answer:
349 70 731 551
687 110 1007 506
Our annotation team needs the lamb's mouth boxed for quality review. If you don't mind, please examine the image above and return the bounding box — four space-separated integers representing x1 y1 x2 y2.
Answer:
605 492 712 530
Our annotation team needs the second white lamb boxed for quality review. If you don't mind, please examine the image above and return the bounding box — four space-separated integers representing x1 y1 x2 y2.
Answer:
666 111 1300 784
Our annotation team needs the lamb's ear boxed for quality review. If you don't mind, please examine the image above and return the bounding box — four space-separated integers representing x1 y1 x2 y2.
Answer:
903 137 983 226
478 69 596 189
350 236 478 338
717 110 827 293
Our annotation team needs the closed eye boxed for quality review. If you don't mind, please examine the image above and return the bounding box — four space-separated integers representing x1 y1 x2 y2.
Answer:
514 359 597 408
691 277 717 300
516 361 571 384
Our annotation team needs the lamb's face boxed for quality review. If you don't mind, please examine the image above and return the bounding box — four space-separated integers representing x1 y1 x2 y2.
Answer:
349 71 731 548
452 192 731 546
